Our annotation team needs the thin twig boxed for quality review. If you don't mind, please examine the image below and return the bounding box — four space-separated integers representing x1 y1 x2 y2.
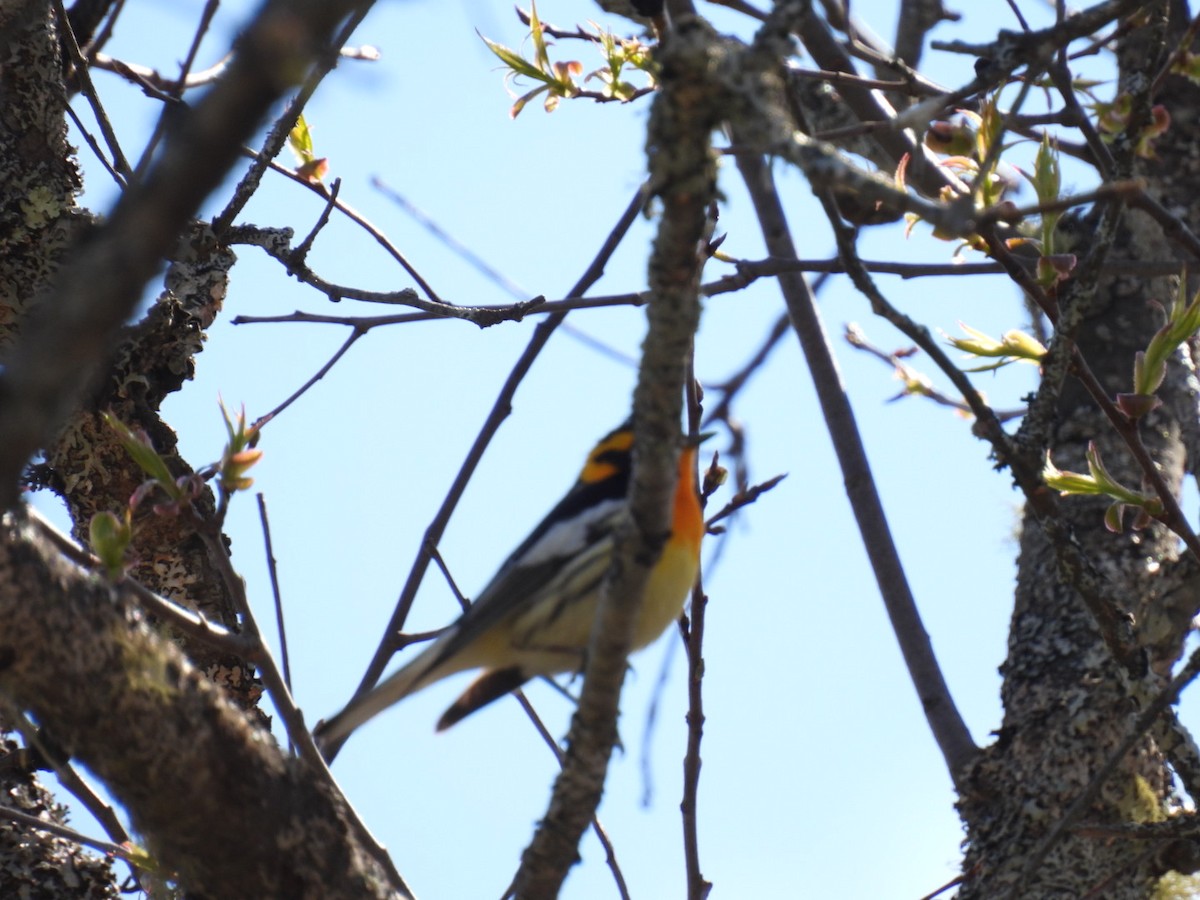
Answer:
844 323 1027 422
231 256 1189 331
373 177 528 299
236 150 446 302
1127 188 1200 262
680 337 710 900
2 709 142 890
25 507 257 656
1005 0 1032 31
94 58 215 103
194 528 310 760
427 542 470 611
703 474 787 531
292 177 342 264
127 0 221 176
0 801 128 859
1046 55 1117 181
705 0 768 21
231 223 499 322
918 871 967 900
257 494 292 699
680 578 712 900
63 103 125 188
977 179 1144 228
170 0 219 95
253 329 364 428
211 7 373 236
702 274 827 428
510 692 632 900
79 0 124 61
787 65 944 95
373 177 633 363
55 0 132 182
703 314 789 427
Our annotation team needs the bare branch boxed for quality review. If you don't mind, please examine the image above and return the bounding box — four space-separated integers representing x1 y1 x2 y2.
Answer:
513 16 717 894
704 473 787 531
735 147 979 784
931 0 1147 62
894 0 959 70
0 509 412 898
54 0 131 180
0 801 126 860
0 0 380 506
257 494 293 699
210 7 372 236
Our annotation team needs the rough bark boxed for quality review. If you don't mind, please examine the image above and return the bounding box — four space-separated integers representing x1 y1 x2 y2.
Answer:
958 3 1200 896
0 5 114 895
6 0 1200 896
0 510 398 899
0 1 413 896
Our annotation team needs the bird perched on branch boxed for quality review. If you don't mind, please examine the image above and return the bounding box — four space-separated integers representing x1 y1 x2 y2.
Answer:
314 421 704 752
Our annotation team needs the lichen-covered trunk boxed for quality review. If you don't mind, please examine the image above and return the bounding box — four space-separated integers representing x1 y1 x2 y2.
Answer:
0 6 117 896
958 4 1200 897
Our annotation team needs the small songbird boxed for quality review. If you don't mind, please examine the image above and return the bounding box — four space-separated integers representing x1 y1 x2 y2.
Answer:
314 421 704 750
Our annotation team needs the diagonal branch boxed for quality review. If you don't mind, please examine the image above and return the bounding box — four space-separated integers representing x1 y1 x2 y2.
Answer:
0 0 378 507
0 508 412 898
734 148 979 784
319 182 651 762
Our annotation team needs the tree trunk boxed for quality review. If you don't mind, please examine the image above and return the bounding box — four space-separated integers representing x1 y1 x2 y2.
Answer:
959 3 1200 896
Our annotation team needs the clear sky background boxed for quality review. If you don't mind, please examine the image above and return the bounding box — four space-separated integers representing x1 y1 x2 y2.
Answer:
39 1 1187 898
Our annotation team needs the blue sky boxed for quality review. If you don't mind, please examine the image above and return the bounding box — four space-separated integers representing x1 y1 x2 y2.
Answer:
40 1 1170 897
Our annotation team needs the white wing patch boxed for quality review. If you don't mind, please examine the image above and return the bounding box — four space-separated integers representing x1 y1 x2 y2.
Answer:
517 497 624 566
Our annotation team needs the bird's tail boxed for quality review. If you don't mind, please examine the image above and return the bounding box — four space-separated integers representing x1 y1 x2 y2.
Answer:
314 643 446 756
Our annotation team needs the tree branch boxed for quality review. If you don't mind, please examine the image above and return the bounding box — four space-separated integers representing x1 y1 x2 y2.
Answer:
0 0 376 506
0 509 412 898
735 148 979 784
512 16 717 895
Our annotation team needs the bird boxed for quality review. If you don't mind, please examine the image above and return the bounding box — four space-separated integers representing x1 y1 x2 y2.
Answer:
314 420 704 750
